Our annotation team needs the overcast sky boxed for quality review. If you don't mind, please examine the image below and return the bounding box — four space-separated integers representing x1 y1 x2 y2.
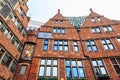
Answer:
27 0 120 22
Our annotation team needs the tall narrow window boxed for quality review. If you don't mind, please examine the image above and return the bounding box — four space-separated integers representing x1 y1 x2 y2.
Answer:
73 41 79 52
110 58 120 74
10 61 18 72
91 17 96 22
66 60 85 79
38 59 58 78
19 65 27 74
0 46 5 59
86 40 98 52
92 59 108 76
43 39 49 50
97 17 102 22
101 39 115 50
55 20 58 23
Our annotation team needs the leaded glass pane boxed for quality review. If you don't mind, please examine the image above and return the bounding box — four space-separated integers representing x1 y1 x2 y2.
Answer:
98 60 103 66
64 46 68 51
66 67 71 77
100 67 107 74
109 44 114 49
54 45 58 51
78 68 85 78
71 61 76 66
66 60 70 66
53 67 57 76
53 60 57 65
92 61 97 66
47 60 51 65
41 59 45 65
39 66 44 76
77 61 82 67
72 68 78 78
46 67 51 76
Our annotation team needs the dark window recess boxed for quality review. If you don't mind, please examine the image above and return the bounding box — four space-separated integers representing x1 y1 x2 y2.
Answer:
0 4 11 18
1 54 12 67
111 58 120 74
9 0 17 8
18 44 23 53
10 61 18 72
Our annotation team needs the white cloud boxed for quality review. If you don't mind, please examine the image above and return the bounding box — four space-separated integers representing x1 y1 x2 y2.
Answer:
27 0 120 22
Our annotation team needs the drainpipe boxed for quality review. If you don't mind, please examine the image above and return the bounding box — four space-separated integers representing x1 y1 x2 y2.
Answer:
77 28 97 80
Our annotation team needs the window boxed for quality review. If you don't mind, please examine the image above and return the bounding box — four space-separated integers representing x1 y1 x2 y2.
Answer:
11 36 19 47
117 37 120 43
0 45 18 73
97 17 102 22
92 59 107 76
66 60 85 79
91 17 96 22
55 20 58 23
110 58 120 74
10 60 18 72
0 22 9 36
19 65 27 74
103 25 114 32
0 20 23 52
43 39 49 50
9 12 24 34
1 53 12 67
86 40 98 52
18 43 23 53
18 7 25 18
9 0 17 8
21 29 27 37
0 46 5 59
73 41 79 52
54 40 68 51
0 0 11 18
91 27 101 33
101 39 115 50
52 27 66 34
38 59 58 77
9 12 16 22
60 20 63 23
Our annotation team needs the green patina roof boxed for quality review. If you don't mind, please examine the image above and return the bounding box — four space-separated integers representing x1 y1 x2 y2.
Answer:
65 16 88 31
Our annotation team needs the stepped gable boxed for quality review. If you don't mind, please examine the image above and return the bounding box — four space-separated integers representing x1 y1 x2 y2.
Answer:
43 9 74 28
82 8 115 28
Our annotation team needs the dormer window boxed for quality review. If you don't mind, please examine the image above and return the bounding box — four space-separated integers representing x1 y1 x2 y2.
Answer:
91 17 96 22
98 17 102 22
55 20 58 23
60 20 63 23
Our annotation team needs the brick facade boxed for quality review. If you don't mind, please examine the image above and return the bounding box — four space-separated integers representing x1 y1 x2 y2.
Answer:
0 0 29 80
0 1 120 79
14 9 120 80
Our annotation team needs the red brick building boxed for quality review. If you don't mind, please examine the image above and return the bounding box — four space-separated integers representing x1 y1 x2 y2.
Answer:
13 9 120 80
0 0 29 79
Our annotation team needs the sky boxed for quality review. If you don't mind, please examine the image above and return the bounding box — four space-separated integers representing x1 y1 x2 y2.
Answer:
27 0 120 23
